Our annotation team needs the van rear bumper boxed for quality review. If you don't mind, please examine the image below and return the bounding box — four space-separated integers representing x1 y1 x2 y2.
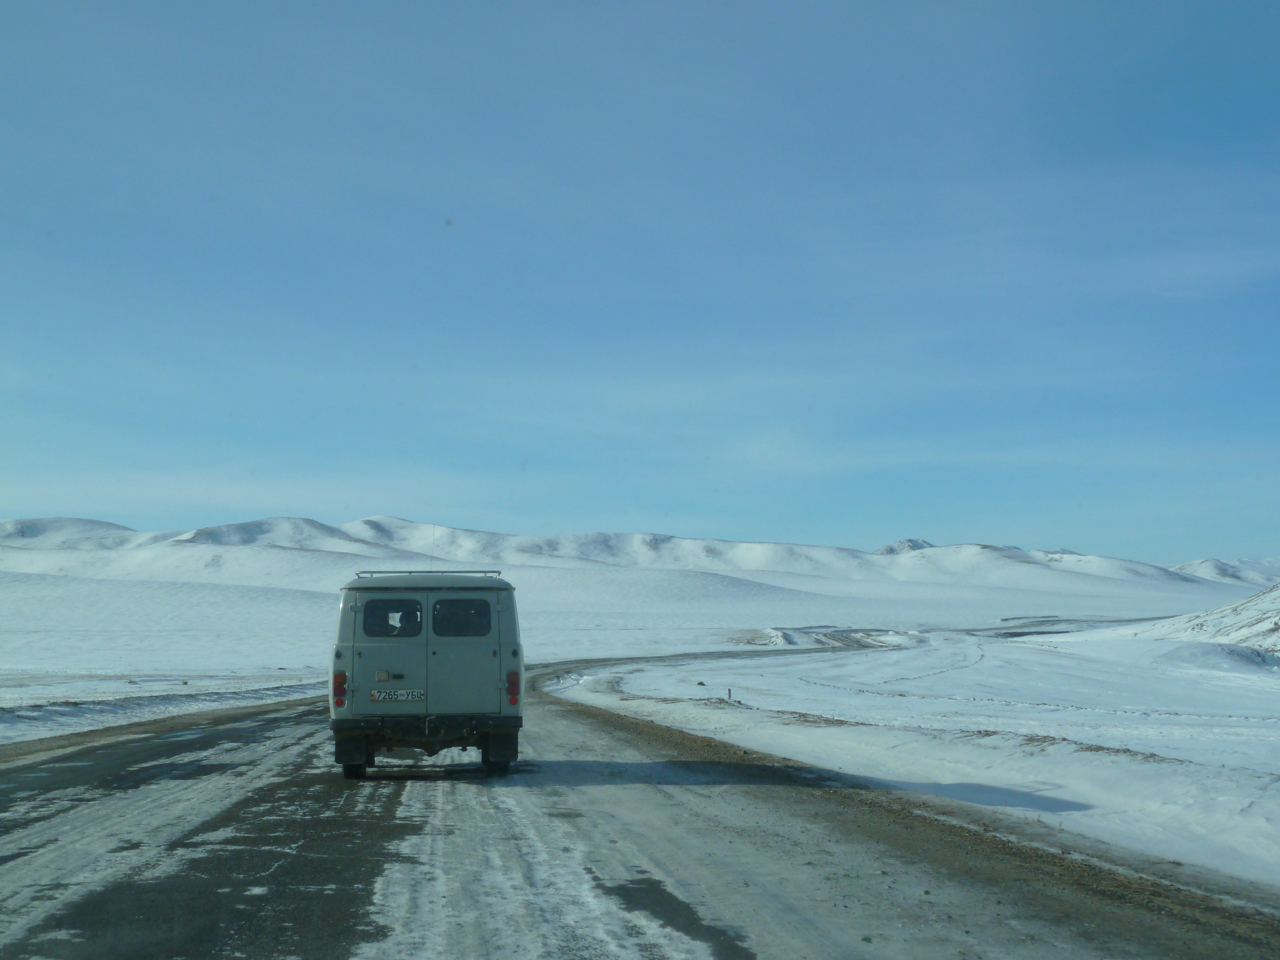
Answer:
332 714 521 763
331 714 522 738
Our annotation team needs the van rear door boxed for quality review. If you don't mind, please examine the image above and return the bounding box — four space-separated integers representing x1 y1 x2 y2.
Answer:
352 593 428 716
427 591 502 715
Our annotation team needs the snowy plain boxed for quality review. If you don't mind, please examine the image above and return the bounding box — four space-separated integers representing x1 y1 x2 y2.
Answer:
2 515 1278 887
549 594 1280 885
1 515 1268 728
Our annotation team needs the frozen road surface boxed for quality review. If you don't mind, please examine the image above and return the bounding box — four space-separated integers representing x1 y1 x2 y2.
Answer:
1 676 1278 960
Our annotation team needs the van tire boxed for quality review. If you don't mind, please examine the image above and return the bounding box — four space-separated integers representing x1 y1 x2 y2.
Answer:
342 763 367 780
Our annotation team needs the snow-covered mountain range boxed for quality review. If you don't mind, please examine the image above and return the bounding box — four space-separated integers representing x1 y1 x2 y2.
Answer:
2 515 1274 588
1 514 1272 696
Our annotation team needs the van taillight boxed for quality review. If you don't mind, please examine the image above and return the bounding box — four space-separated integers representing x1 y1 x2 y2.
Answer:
333 670 347 706
506 670 520 703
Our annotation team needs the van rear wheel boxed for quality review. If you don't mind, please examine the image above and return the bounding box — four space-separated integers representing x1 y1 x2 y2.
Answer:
342 762 367 780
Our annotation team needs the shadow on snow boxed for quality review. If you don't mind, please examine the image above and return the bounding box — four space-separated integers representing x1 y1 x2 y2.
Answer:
356 757 1092 812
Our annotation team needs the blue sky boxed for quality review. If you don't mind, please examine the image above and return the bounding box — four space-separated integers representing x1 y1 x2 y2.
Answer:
2 1 1277 562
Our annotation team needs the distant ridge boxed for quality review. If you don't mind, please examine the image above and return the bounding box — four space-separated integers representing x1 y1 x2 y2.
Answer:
1172 558 1280 588
0 517 177 550
172 518 367 550
1 515 1272 588
874 539 935 555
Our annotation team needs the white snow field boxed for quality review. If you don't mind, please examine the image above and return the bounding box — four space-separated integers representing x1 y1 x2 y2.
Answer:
0 516 1267 727
2 515 1278 885
551 584 1280 886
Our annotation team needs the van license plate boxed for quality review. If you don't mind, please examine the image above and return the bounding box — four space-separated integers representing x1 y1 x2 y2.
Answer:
370 689 424 701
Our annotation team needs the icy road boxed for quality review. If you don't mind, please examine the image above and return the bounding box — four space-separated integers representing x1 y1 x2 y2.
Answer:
1 673 1278 960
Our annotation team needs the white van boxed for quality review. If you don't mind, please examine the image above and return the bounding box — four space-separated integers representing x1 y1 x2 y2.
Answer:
329 571 522 778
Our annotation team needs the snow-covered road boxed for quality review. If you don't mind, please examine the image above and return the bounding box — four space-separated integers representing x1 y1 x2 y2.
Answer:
2 687 1277 960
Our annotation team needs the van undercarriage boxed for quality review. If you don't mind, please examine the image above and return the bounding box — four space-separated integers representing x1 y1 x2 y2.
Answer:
331 714 521 778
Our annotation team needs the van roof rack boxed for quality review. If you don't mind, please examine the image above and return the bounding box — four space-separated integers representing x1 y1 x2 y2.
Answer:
354 569 502 578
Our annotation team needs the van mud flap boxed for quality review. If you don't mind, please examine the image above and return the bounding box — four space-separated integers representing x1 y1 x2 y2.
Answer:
486 731 519 762
334 733 367 764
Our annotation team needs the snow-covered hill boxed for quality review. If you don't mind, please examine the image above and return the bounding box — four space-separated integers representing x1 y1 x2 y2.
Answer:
1171 557 1280 587
2 515 1267 593
339 517 1211 588
1148 581 1280 652
0 517 180 550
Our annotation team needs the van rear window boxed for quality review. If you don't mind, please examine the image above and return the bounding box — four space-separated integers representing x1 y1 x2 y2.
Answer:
432 599 491 637
363 599 422 637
